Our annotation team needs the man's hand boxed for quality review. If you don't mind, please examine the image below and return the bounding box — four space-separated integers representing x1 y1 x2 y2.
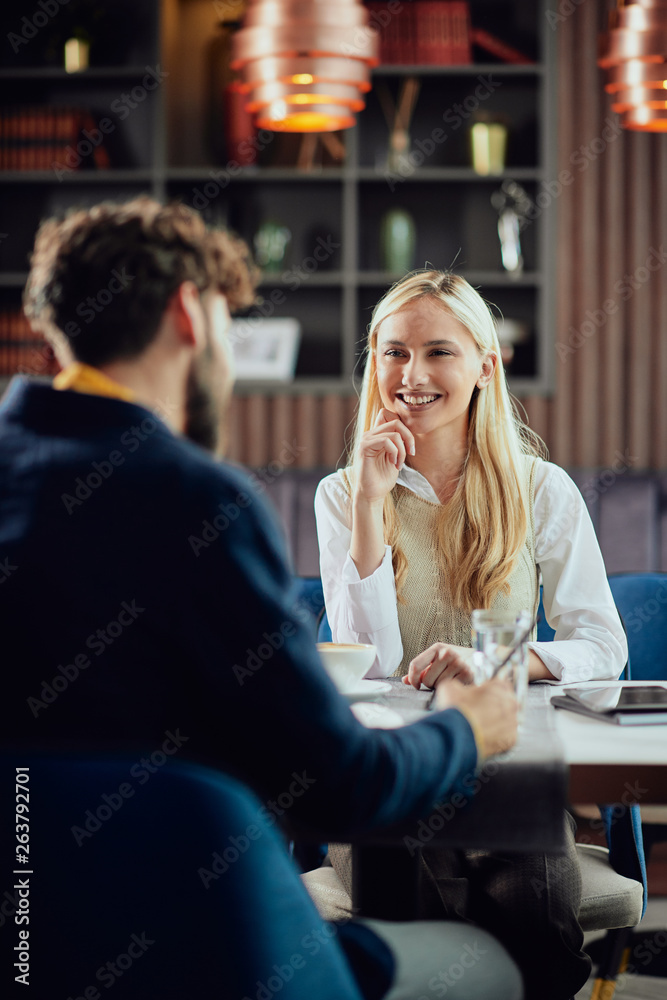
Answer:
434 678 518 758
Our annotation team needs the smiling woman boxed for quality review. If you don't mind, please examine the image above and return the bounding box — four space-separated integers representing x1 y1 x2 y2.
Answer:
316 269 625 680
374 299 496 467
312 268 629 1000
344 270 544 624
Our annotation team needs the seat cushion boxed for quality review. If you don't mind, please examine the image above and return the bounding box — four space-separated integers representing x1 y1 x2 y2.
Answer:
302 865 354 920
577 844 643 931
306 845 645 933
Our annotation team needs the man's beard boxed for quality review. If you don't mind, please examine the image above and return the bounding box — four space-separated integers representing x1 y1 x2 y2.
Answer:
183 345 229 455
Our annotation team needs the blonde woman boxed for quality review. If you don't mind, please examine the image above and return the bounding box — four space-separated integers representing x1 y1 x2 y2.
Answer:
314 270 627 1000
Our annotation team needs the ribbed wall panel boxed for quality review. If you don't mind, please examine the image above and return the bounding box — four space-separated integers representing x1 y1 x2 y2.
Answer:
518 1 667 473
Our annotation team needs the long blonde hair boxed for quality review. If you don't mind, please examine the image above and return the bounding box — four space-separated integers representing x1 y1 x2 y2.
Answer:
349 270 547 613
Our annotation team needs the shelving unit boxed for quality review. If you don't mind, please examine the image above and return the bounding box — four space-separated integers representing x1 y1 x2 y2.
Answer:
0 0 556 398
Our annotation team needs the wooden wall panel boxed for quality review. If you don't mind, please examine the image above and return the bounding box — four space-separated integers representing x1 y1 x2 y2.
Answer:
652 141 667 468
517 0 667 474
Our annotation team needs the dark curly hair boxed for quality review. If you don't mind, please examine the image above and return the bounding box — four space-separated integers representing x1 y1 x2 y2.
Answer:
23 196 258 367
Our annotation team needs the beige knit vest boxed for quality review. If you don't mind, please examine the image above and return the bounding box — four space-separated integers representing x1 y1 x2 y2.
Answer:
342 458 539 677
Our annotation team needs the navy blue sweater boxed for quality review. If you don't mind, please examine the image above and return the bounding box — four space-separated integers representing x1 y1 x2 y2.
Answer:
0 378 477 840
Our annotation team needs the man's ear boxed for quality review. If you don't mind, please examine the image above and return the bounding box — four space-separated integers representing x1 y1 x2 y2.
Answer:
477 352 497 388
170 282 205 348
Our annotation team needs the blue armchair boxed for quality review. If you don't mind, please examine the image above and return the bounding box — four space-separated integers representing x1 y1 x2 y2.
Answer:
0 754 371 999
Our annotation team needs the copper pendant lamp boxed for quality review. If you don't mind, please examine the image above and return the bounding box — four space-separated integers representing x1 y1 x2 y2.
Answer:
598 1 667 131
231 0 379 132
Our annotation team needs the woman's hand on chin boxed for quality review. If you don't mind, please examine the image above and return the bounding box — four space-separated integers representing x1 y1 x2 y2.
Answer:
402 643 475 689
355 408 416 504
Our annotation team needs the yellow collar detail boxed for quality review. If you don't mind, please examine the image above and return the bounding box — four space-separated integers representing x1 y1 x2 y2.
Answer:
53 362 137 403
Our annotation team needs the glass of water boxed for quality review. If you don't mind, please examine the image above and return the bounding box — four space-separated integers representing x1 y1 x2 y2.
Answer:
471 609 532 711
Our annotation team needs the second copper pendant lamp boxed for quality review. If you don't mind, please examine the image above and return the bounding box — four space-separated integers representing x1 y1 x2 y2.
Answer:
231 0 379 132
599 0 667 131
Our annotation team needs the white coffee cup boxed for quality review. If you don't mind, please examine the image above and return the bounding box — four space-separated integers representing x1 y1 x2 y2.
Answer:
316 642 377 693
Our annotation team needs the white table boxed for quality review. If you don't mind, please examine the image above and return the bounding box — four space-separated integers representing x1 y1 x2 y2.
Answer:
549 681 667 805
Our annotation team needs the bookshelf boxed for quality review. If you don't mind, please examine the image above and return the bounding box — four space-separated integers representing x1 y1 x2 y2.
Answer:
0 0 556 398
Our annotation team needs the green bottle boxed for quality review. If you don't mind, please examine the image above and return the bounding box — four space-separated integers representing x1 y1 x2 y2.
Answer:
380 207 416 273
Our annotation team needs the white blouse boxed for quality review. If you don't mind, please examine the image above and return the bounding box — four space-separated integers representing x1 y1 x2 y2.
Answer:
314 460 627 683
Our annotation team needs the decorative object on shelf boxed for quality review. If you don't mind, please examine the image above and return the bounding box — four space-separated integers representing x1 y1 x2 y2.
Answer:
253 221 292 273
305 225 340 271
0 107 110 171
223 79 258 167
296 131 347 170
470 28 534 65
598 1 667 132
231 0 378 132
494 318 529 367
64 35 90 74
414 1 471 65
470 114 508 176
380 206 416 273
0 309 59 378
229 317 301 382
368 1 471 65
490 180 532 279
375 76 421 174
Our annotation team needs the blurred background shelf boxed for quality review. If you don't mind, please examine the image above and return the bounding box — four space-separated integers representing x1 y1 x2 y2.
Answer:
0 0 556 415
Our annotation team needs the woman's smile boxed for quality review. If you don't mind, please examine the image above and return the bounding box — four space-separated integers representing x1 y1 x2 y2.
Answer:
394 391 442 410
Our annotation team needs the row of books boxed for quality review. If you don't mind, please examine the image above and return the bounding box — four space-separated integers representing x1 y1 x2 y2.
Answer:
366 1 472 65
365 2 533 66
0 106 110 171
0 309 36 341
0 310 59 376
0 344 60 376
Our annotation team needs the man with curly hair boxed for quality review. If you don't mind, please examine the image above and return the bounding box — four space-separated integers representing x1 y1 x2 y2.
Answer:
0 197 522 1000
